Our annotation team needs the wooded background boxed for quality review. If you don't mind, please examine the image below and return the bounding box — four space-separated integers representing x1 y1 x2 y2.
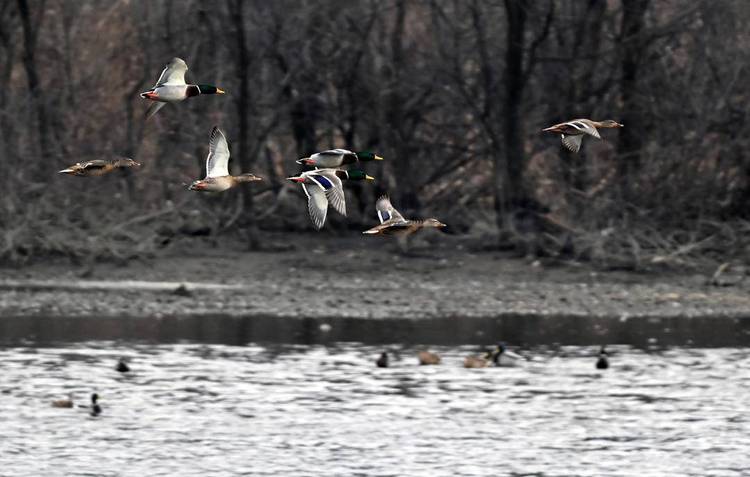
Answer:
1 0 748 267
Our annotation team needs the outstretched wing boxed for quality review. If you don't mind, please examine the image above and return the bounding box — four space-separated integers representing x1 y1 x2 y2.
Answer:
561 134 583 153
145 101 166 120
311 169 346 217
376 195 405 223
301 182 328 230
566 119 601 138
154 57 188 87
317 148 354 156
206 127 230 178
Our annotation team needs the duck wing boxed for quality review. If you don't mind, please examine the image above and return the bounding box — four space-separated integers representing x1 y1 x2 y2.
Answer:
565 119 601 138
375 195 405 223
301 182 329 230
205 126 230 178
561 134 583 153
154 57 188 87
310 169 346 217
145 101 166 120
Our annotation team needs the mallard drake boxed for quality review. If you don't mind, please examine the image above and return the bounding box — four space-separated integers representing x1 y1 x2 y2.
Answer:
287 169 374 229
376 352 389 368
116 358 130 373
417 350 441 365
296 149 383 168
89 393 101 417
58 158 140 177
189 127 262 192
542 119 623 153
363 195 446 236
596 346 609 370
140 57 225 119
52 395 74 408
491 343 525 367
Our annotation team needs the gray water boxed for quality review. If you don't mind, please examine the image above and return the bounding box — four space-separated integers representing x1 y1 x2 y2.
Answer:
0 343 748 477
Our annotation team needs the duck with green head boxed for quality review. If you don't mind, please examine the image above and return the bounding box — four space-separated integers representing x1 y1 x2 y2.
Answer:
490 342 525 367
287 169 374 229
140 57 225 119
189 126 262 192
296 149 383 168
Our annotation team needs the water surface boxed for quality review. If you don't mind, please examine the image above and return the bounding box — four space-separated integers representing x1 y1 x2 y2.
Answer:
0 343 748 476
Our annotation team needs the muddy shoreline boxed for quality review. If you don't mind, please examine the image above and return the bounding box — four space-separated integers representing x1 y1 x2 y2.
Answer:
1 234 749 346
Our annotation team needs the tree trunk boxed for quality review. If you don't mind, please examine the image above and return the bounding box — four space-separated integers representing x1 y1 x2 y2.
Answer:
501 0 529 218
230 0 260 249
16 0 53 162
618 0 650 202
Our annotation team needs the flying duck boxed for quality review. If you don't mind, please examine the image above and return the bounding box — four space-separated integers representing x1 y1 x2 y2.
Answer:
542 119 623 153
296 149 383 168
58 158 140 177
140 57 225 119
363 195 446 236
189 127 262 192
287 169 374 229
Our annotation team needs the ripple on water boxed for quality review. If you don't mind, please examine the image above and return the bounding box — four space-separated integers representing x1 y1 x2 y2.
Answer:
0 343 748 477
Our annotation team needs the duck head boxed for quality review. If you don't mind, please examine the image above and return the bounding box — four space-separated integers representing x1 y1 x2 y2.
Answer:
196 85 225 95
423 218 447 229
356 151 383 161
597 120 623 128
336 170 375 181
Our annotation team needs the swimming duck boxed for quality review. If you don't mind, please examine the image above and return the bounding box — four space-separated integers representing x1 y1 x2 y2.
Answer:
363 195 446 236
140 57 225 119
417 350 441 365
296 149 383 168
189 127 262 192
51 395 74 408
596 346 609 370
116 358 130 373
491 343 525 367
287 169 374 229
58 158 140 177
88 393 101 417
463 352 492 368
376 352 389 368
542 119 623 153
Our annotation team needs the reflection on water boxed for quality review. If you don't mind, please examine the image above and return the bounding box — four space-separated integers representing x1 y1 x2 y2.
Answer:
0 343 748 476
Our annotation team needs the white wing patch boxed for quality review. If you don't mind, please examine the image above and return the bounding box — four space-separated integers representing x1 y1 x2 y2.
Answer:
206 127 230 178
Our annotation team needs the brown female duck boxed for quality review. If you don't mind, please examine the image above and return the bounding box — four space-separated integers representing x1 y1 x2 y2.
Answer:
59 158 140 177
542 118 623 153
362 196 446 236
189 126 262 192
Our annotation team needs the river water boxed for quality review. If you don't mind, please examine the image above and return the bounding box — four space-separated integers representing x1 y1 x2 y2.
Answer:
0 343 748 476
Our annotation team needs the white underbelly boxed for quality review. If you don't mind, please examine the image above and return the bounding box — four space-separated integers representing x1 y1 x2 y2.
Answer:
155 85 188 102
